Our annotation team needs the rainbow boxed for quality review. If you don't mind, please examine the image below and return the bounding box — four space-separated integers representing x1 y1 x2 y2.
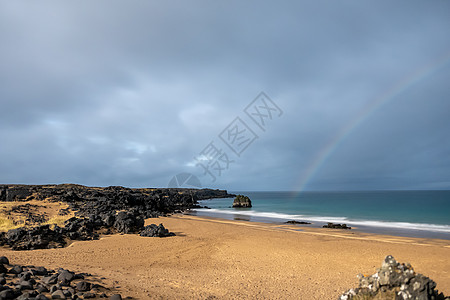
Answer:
293 51 450 194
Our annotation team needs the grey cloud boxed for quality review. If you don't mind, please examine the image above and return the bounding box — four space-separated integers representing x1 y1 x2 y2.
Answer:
1 1 449 190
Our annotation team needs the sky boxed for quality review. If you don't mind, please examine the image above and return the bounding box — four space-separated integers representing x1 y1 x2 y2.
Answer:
1 1 450 191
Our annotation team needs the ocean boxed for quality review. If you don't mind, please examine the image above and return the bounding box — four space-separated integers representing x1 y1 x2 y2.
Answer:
191 190 450 240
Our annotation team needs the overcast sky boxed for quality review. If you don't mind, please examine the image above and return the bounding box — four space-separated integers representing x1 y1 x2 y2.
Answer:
1 1 449 191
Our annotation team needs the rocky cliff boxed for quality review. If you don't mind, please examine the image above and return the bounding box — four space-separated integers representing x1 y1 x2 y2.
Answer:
0 184 234 251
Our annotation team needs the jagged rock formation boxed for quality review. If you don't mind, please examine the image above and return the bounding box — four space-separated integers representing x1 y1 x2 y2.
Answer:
140 223 174 237
0 184 234 216
0 256 123 299
323 222 351 229
0 184 234 251
232 195 252 208
339 255 449 300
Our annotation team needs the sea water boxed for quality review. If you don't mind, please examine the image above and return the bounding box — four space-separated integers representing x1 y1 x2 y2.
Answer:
192 190 450 239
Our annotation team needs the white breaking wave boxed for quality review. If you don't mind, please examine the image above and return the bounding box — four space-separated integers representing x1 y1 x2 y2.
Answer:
195 208 450 233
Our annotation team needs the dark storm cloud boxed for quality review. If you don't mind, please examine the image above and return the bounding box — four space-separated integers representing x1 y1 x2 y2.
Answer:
1 1 449 190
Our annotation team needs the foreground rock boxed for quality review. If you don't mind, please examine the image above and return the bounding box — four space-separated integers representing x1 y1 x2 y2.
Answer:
232 195 252 208
2 225 66 250
0 256 124 299
339 255 449 300
323 222 351 229
140 223 175 237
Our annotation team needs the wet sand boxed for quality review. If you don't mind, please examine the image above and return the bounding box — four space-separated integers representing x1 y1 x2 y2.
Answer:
3 215 450 299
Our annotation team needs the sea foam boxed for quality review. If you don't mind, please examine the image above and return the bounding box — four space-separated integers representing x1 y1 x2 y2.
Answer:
196 208 450 233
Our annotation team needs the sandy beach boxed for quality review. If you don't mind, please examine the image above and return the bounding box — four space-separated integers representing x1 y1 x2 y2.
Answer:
3 214 450 299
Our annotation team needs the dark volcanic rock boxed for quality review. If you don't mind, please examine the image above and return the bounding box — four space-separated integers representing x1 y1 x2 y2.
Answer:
101 213 116 227
194 189 235 200
58 270 75 285
83 292 96 298
5 225 66 250
0 289 14 299
0 264 7 274
232 195 252 208
9 265 23 274
140 223 175 237
7 204 48 226
32 266 48 276
339 255 449 300
0 186 5 201
5 186 33 202
113 211 144 234
76 281 91 291
323 222 351 230
0 257 9 265
0 184 233 251
63 217 100 241
285 220 311 225
0 256 126 299
51 290 66 299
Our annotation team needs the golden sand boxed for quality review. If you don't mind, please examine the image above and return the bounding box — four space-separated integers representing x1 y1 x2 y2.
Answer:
2 215 450 299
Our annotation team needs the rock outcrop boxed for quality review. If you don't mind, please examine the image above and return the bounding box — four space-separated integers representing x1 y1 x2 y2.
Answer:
339 255 449 300
140 223 175 237
0 256 123 299
285 220 311 225
0 184 234 251
323 222 351 229
232 195 252 208
2 225 66 250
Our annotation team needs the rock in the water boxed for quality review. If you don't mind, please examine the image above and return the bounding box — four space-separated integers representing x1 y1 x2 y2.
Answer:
323 222 351 229
338 255 449 300
232 195 252 208
140 224 175 237
285 220 311 225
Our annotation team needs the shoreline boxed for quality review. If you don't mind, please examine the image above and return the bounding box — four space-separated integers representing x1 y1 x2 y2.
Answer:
190 207 450 240
4 214 450 299
179 214 450 247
